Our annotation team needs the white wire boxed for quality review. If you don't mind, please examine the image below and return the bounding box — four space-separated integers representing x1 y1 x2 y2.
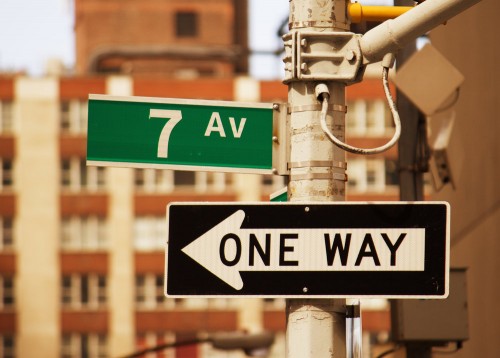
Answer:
319 66 401 155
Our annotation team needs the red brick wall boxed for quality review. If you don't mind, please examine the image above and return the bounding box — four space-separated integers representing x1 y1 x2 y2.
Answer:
75 0 236 75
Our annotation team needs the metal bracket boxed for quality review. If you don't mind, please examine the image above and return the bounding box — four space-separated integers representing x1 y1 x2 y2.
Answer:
290 172 348 182
283 31 363 84
272 103 290 176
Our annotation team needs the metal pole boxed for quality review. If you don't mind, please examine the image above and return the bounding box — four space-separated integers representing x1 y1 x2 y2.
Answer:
395 0 426 203
285 1 348 357
360 0 482 64
392 2 430 357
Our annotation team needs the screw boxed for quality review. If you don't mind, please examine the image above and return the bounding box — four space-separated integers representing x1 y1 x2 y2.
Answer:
303 287 308 293
272 135 279 143
273 103 280 111
300 38 308 47
272 168 279 175
300 63 308 72
304 206 310 212
346 50 356 61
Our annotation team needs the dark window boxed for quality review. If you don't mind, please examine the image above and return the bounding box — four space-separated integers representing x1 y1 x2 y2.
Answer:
175 12 198 37
174 171 195 186
2 159 13 187
81 275 89 304
1 217 13 249
80 334 89 358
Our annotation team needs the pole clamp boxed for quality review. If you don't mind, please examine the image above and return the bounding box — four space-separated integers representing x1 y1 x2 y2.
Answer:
283 31 363 84
289 160 347 170
288 104 347 114
290 172 348 182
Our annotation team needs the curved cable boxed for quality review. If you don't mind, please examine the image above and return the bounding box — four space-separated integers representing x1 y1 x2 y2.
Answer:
319 66 401 155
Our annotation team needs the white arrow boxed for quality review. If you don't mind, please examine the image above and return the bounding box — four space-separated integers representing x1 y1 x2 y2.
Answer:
181 210 426 290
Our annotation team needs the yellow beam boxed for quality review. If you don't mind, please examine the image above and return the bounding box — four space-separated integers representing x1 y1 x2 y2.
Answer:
349 3 414 24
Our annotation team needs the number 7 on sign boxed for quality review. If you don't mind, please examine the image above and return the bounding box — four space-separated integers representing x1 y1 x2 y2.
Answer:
149 109 182 158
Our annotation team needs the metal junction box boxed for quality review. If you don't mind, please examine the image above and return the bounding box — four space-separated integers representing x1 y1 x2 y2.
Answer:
391 268 468 343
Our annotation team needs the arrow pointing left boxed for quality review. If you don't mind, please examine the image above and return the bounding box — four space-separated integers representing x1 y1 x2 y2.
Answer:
182 210 247 290
181 210 425 291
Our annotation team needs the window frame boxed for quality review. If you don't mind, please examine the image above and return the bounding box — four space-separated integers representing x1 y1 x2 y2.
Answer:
61 274 107 310
0 276 15 309
61 157 106 192
0 335 15 358
175 11 199 38
133 216 166 252
0 158 14 190
61 333 107 358
61 216 107 251
0 217 14 251
60 100 88 134
0 100 14 134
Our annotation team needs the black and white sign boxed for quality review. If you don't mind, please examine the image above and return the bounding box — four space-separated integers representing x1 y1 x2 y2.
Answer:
165 202 449 298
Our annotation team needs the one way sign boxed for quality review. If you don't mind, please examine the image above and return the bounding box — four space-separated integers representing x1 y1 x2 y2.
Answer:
165 202 449 299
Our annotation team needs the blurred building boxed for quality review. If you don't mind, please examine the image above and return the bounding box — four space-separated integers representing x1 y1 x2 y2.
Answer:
74 0 248 76
0 1 403 357
428 1 500 357
0 73 396 357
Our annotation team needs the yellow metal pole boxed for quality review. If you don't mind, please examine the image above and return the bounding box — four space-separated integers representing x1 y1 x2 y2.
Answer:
349 3 413 23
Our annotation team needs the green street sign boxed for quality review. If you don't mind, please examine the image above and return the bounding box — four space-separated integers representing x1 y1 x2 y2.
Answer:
87 95 287 174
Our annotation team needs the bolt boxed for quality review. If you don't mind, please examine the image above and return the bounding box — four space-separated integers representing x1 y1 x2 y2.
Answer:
346 50 356 61
300 38 308 48
273 103 280 111
303 287 308 293
304 206 310 212
272 168 279 175
300 63 308 72
272 135 279 143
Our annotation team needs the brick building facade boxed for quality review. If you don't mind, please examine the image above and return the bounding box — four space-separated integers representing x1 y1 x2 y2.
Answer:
74 0 248 76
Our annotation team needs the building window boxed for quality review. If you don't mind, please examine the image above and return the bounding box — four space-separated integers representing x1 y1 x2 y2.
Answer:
0 217 14 251
345 99 393 136
134 217 166 251
0 158 13 190
60 100 88 134
173 170 195 187
175 12 198 37
61 334 107 358
61 158 106 192
0 276 14 309
366 159 385 191
134 169 173 193
366 100 387 135
194 171 231 193
135 274 173 309
61 274 107 309
61 217 107 251
0 101 14 134
347 158 386 193
174 171 233 193
262 174 286 194
345 100 364 135
0 335 15 358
